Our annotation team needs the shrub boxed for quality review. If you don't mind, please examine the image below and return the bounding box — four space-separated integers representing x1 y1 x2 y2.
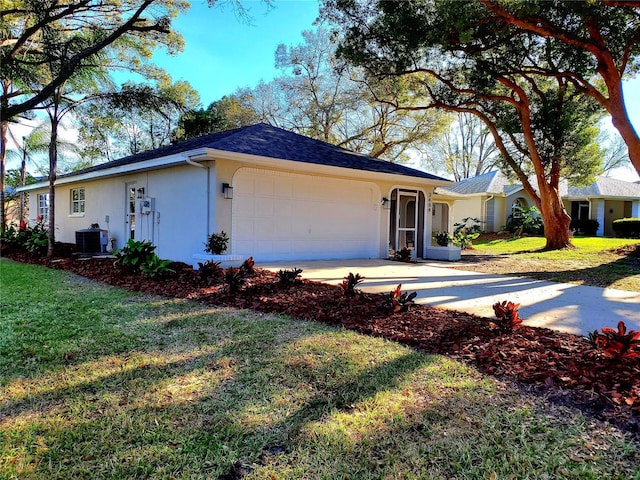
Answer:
588 321 640 361
198 260 223 285
1 225 21 253
239 256 255 275
223 267 246 293
612 218 640 238
506 206 543 235
277 268 302 284
114 239 157 272
452 217 483 249
570 218 600 236
393 247 413 262
339 272 365 296
433 232 451 247
384 284 417 313
454 217 483 235
23 220 49 256
452 231 479 250
140 254 174 278
205 231 229 254
491 301 523 333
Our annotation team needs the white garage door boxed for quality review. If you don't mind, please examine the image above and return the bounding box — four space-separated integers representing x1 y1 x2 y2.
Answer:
232 168 380 261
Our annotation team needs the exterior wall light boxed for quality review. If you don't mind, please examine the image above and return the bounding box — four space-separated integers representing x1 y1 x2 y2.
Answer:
136 187 145 199
222 183 234 199
381 197 391 210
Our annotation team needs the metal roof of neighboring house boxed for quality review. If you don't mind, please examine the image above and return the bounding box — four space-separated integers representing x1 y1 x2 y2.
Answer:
566 176 640 199
436 170 520 196
52 123 450 183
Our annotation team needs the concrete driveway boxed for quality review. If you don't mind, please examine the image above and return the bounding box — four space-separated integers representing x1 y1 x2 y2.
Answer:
260 259 640 336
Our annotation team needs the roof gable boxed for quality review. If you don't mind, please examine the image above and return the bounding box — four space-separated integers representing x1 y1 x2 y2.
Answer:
58 123 449 182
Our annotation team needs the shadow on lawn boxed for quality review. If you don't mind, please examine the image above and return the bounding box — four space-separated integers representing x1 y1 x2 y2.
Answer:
1 297 437 478
515 254 640 290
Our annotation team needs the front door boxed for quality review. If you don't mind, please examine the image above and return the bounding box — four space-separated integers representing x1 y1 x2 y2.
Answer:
125 183 137 241
396 190 418 252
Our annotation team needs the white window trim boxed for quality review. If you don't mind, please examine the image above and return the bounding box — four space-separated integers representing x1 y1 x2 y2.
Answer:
70 187 86 216
38 193 50 221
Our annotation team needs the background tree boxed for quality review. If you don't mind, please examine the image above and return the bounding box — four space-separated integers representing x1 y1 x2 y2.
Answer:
219 28 448 162
323 0 605 249
76 79 199 164
175 93 258 141
424 113 498 181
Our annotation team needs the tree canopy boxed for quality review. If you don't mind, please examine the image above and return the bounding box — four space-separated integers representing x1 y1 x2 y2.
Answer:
323 0 608 249
0 0 188 120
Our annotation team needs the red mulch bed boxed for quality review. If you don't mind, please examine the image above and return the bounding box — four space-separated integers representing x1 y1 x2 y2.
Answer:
4 248 640 437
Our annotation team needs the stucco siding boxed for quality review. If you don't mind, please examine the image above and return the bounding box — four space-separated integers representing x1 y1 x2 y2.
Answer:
604 200 629 236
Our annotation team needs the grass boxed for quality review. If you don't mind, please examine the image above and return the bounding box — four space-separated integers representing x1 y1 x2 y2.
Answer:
1 258 639 479
467 236 640 292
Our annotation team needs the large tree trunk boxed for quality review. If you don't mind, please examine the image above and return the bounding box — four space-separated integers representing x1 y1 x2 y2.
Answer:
538 183 572 250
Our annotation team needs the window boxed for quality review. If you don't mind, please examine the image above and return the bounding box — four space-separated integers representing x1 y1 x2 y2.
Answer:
70 187 85 214
38 194 50 221
511 198 527 218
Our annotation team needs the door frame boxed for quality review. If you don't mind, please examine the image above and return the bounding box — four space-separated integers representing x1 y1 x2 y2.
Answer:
125 182 137 241
395 189 418 252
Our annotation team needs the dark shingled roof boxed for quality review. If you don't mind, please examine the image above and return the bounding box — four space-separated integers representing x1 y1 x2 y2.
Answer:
62 123 449 182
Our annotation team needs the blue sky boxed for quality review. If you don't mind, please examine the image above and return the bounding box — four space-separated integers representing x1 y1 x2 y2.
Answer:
151 0 321 107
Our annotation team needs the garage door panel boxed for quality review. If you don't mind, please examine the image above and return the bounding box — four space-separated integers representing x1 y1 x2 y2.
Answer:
233 169 380 261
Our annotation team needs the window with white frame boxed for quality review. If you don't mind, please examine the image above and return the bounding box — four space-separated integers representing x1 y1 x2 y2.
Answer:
70 187 85 214
38 193 50 221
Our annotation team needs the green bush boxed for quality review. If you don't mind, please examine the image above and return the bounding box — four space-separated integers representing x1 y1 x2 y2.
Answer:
570 218 600 236
506 206 543 235
115 239 157 272
140 254 174 278
612 218 640 238
205 231 229 254
452 217 482 249
23 220 49 256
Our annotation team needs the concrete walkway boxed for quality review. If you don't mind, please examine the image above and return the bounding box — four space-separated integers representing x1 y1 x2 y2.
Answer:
260 259 640 336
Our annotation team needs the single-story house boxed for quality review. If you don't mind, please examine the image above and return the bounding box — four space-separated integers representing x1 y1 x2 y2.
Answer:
435 170 640 236
19 123 453 264
564 176 640 236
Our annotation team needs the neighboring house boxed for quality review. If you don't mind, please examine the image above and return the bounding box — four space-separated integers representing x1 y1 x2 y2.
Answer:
18 124 453 264
435 170 535 233
2 185 21 227
564 176 640 236
436 170 640 236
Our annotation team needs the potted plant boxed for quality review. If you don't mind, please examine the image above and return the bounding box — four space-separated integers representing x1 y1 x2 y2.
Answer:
426 231 461 261
192 230 242 268
433 231 451 247
205 231 229 254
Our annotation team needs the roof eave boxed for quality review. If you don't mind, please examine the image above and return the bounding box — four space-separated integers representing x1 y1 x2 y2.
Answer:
16 146 454 192
16 147 212 192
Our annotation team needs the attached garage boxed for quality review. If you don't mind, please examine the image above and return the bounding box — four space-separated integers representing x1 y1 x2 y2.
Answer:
232 168 381 261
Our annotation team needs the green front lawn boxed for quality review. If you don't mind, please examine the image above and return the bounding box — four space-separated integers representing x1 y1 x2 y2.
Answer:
1 259 638 479
466 236 640 291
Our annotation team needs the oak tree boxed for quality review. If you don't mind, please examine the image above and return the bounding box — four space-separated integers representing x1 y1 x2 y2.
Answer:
323 0 605 249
